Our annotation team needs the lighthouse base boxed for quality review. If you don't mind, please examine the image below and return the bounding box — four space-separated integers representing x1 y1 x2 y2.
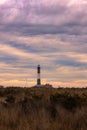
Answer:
33 84 53 88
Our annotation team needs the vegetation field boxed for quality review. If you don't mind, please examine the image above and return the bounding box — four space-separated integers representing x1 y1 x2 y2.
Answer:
0 87 87 130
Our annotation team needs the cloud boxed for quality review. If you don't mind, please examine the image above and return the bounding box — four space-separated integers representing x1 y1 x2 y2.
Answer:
0 0 87 87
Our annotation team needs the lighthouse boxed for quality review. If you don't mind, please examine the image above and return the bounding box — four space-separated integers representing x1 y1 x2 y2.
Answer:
37 65 41 86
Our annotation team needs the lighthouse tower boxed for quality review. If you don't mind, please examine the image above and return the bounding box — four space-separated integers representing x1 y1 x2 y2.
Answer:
37 65 41 86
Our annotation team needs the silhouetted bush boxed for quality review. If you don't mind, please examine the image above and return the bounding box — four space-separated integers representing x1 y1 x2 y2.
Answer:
50 93 83 111
0 85 4 88
0 89 4 97
50 92 69 104
6 95 15 104
32 94 43 101
61 95 82 110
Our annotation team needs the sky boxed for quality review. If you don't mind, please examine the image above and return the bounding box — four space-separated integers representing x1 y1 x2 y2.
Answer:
0 0 87 87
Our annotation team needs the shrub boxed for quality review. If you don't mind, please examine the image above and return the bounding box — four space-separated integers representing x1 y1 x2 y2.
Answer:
61 95 82 110
50 93 83 111
6 95 15 104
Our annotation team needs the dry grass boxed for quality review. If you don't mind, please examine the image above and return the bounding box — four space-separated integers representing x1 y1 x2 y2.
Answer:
0 87 87 130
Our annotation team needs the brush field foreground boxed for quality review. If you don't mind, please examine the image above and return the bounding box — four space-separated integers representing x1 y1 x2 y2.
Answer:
0 87 87 130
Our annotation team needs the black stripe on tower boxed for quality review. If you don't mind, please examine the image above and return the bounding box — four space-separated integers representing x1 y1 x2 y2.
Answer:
37 65 41 85
37 65 40 73
37 79 41 85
